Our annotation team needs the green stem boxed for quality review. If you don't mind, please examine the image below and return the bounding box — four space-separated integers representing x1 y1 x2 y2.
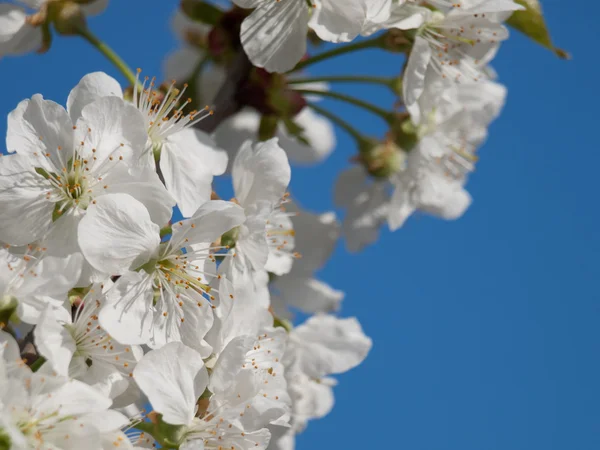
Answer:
297 89 393 123
160 225 173 239
307 102 368 146
291 36 384 72
77 28 137 86
288 75 392 88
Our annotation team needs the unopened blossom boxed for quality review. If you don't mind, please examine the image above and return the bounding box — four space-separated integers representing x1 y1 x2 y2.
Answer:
0 330 133 450
78 193 244 352
66 71 228 217
0 247 81 324
270 202 344 318
0 83 173 279
234 0 391 73
34 284 143 406
133 342 287 450
0 0 109 57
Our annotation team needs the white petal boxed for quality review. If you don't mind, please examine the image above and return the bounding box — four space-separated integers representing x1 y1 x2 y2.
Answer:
99 271 155 345
289 315 372 377
205 276 272 355
34 306 76 377
99 163 175 227
240 1 309 73
212 109 260 172
403 37 433 124
272 276 344 314
36 378 112 417
161 128 228 217
76 96 148 168
67 72 123 122
78 193 160 274
334 168 389 252
278 108 336 164
290 374 336 422
133 342 208 426
0 154 53 245
286 202 339 271
7 94 74 172
310 0 391 43
233 138 291 207
78 362 130 403
171 200 246 248
387 176 417 230
42 210 82 258
0 5 40 56
163 47 204 83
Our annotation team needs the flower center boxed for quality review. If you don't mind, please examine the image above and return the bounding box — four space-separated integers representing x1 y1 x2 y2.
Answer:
132 70 213 144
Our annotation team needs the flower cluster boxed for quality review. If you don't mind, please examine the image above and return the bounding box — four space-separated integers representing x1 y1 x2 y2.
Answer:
0 0 562 448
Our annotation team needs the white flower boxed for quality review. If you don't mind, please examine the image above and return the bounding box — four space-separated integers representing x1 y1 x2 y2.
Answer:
133 342 281 450
309 0 392 43
334 166 390 252
214 108 336 169
0 247 81 324
402 0 521 119
0 330 132 450
78 193 245 352
270 202 343 318
33 284 143 406
0 86 173 281
219 138 294 307
234 0 390 73
274 315 372 447
208 327 291 427
0 0 109 57
387 135 473 229
67 71 228 217
388 81 506 229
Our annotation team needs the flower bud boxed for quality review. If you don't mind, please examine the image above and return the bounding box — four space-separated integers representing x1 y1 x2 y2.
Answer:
51 1 87 35
381 29 412 53
359 140 406 178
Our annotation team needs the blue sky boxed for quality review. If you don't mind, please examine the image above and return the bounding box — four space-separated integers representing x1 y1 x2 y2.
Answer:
1 1 598 449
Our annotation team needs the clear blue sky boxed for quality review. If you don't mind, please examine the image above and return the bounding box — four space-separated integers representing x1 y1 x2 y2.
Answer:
1 2 598 449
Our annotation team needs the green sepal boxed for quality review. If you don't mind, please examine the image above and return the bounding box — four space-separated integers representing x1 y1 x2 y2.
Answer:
282 118 310 146
258 115 279 141
507 0 569 59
